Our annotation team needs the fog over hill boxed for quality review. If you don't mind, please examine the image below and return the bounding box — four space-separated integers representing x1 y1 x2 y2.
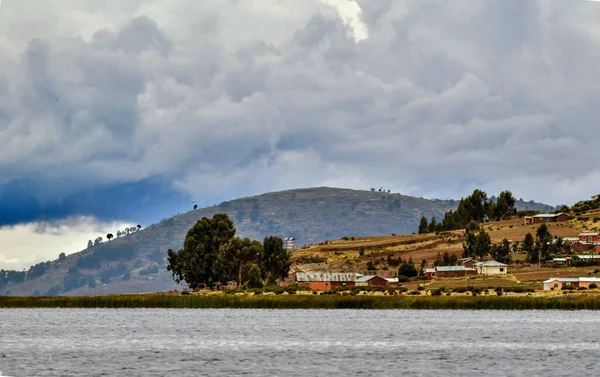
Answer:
0 187 555 296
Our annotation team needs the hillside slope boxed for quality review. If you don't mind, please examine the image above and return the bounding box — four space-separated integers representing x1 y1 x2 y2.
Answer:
0 187 555 296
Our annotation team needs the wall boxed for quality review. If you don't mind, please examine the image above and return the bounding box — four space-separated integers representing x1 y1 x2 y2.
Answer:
481 266 507 275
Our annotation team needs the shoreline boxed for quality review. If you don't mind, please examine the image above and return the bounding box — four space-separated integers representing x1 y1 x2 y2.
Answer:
1 293 600 310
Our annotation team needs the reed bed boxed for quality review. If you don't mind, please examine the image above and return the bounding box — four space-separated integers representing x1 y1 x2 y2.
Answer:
2 294 600 310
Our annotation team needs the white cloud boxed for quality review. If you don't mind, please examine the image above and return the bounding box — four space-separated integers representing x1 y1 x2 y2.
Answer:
0 217 133 270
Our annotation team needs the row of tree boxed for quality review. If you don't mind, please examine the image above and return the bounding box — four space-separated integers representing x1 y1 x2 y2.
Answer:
86 225 142 249
166 214 291 289
418 189 517 233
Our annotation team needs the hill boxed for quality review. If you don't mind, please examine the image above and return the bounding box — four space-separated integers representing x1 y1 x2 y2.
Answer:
0 187 555 296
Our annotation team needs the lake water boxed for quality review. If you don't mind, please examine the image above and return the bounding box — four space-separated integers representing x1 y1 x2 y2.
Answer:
1 309 599 376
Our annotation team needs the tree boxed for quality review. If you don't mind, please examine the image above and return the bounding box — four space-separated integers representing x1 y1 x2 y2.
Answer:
116 230 123 238
418 216 429 234
493 191 517 220
428 217 437 233
492 238 511 264
398 258 417 278
87 240 93 249
261 236 290 283
166 213 236 289
58 252 66 263
94 237 103 246
462 223 491 259
219 237 264 288
245 264 263 288
534 223 552 266
106 233 113 241
194 204 198 210
523 233 535 262
137 224 142 230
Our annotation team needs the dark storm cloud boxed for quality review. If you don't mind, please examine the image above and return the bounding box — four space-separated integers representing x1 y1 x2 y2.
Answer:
0 0 600 227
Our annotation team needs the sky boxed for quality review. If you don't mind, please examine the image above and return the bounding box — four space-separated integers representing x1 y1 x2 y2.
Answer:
1 0 600 270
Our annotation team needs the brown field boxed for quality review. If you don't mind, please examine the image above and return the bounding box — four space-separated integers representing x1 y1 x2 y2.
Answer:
291 214 594 287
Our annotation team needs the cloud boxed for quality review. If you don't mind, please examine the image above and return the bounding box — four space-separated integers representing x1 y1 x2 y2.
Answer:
0 0 600 232
0 216 133 270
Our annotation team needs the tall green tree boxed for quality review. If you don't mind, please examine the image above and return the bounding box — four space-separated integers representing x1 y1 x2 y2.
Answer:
167 213 236 289
534 223 552 264
261 236 291 283
219 237 264 288
428 217 437 233
418 216 429 234
493 191 517 220
462 223 491 259
523 233 535 262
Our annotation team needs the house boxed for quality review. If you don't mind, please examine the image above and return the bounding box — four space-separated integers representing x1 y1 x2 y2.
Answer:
460 258 478 269
355 275 388 287
524 216 534 225
426 266 477 279
285 237 296 251
425 268 436 279
475 260 508 275
543 277 600 290
293 272 361 291
578 232 600 244
530 213 569 224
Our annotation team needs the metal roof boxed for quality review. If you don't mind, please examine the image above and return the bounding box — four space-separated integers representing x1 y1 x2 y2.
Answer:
476 260 507 267
533 213 565 218
295 272 361 282
576 255 600 259
579 232 600 237
425 268 436 273
544 277 600 283
435 266 475 272
356 275 377 282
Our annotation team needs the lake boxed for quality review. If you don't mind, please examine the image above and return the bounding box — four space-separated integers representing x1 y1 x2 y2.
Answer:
1 309 598 376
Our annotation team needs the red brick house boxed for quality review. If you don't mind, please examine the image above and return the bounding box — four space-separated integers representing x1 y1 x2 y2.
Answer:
426 266 477 279
355 275 388 287
579 232 600 244
530 213 569 224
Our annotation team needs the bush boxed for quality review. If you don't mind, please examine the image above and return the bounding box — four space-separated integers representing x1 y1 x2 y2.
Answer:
590 283 598 289
430 289 442 296
408 290 421 295
578 287 588 291
471 288 482 296
594 269 599 274
263 285 285 294
358 248 365 256
417 285 425 291
397 275 409 283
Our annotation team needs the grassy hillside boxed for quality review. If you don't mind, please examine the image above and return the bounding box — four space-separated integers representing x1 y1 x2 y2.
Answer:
0 187 555 296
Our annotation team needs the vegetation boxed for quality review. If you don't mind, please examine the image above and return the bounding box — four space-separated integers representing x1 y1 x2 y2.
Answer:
420 189 518 233
3 294 600 310
167 214 290 289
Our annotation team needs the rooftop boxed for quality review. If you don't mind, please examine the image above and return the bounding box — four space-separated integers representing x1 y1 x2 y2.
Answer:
544 277 600 283
295 272 361 282
435 266 475 272
533 213 565 218
355 275 377 282
476 260 508 267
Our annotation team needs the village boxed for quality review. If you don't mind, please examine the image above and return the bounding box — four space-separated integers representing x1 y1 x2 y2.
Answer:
273 212 600 294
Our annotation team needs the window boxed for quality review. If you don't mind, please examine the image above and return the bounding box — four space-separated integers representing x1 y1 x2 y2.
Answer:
554 283 558 288
500 268 504 272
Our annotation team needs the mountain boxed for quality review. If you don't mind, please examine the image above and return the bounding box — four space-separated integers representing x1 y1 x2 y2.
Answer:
0 187 555 296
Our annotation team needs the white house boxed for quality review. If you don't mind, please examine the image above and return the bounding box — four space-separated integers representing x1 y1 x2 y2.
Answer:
475 260 508 275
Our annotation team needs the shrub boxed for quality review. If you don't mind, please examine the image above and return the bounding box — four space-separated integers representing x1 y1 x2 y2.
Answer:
471 288 482 296
430 289 442 296
408 290 421 295
590 283 598 289
417 285 425 291
397 275 409 282
594 269 599 274
358 248 365 256
578 287 588 291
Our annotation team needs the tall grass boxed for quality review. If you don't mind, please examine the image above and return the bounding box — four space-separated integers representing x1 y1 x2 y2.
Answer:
2 294 600 310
